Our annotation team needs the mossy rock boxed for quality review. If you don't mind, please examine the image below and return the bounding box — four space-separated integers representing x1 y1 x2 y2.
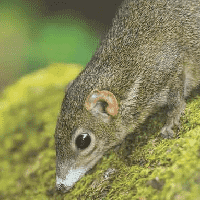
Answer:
0 63 199 200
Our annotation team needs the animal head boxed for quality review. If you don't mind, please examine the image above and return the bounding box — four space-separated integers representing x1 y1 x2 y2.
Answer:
55 82 125 193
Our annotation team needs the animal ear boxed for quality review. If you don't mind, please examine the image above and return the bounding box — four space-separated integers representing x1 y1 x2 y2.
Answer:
85 90 119 123
65 80 74 93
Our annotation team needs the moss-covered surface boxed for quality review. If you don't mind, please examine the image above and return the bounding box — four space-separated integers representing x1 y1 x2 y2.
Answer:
0 63 199 200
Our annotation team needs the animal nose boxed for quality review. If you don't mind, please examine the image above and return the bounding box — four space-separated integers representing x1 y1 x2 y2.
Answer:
56 183 69 193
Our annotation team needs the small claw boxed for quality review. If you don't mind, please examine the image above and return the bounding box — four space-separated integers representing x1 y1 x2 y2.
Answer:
160 126 174 139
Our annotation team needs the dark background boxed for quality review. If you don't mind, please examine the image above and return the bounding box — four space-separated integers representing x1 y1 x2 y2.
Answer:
0 0 123 92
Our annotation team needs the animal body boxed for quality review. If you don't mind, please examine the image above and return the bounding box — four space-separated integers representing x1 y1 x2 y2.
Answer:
55 0 200 193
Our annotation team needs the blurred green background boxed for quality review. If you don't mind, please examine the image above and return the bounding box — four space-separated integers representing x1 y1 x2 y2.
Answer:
0 0 123 92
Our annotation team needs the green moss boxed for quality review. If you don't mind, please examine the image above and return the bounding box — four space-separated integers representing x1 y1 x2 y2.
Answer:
0 63 83 200
0 63 199 199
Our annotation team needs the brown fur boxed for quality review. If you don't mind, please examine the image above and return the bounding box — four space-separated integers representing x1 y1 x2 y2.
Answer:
55 0 200 193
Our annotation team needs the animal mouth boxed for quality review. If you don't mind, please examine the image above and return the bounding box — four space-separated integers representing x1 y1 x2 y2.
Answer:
56 153 104 193
56 167 87 193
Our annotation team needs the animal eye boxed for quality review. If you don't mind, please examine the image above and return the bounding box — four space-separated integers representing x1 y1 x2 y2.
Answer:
75 133 91 150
